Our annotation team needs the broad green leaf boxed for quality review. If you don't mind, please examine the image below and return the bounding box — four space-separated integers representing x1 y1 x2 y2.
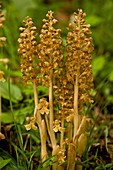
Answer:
86 15 103 26
108 71 113 82
92 56 106 77
8 70 22 77
13 106 33 124
2 105 33 124
0 81 23 103
38 85 49 97
0 157 3 161
104 163 113 168
12 0 36 9
2 112 13 124
12 0 36 18
0 158 11 169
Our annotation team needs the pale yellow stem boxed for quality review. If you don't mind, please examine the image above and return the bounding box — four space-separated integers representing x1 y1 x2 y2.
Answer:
49 58 57 170
40 119 48 160
58 118 65 170
73 10 81 140
73 75 79 139
49 64 57 149
33 81 41 126
45 114 54 147
33 81 48 165
67 122 73 142
49 78 54 130
60 117 64 148
73 116 86 143
33 81 38 108
67 143 76 170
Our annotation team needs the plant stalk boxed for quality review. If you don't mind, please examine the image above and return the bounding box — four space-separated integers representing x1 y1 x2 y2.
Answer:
40 119 48 161
33 81 41 126
49 58 57 170
67 75 79 170
33 81 48 164
73 75 79 139
49 62 57 148
67 122 73 142
60 117 64 148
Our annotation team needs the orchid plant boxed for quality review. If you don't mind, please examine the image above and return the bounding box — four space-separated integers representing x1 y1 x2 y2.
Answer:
18 9 94 170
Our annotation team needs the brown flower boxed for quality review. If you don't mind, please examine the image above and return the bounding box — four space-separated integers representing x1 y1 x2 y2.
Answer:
37 98 49 115
0 132 5 139
0 70 5 82
25 122 38 131
25 116 38 131
0 4 6 47
18 16 38 85
38 10 64 87
66 9 94 114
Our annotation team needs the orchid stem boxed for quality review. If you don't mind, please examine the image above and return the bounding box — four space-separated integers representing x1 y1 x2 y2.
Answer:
73 75 79 140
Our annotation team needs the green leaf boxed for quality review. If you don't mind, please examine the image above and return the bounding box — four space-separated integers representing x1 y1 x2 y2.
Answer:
0 81 23 103
12 0 36 18
92 56 106 77
86 15 103 26
2 105 33 124
8 70 22 77
31 134 40 144
104 163 113 168
38 85 49 98
0 158 12 169
2 112 13 124
13 106 33 124
108 71 113 82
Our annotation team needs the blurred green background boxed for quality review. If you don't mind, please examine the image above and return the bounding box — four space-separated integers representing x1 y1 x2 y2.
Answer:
1 0 113 114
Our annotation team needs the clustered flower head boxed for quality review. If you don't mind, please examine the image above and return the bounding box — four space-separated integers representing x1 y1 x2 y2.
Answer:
66 9 94 114
66 110 74 122
0 132 5 139
37 98 49 115
0 3 6 140
25 116 38 131
53 119 65 132
18 9 94 169
58 148 66 163
0 3 7 82
0 3 6 47
18 16 38 85
38 10 64 87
